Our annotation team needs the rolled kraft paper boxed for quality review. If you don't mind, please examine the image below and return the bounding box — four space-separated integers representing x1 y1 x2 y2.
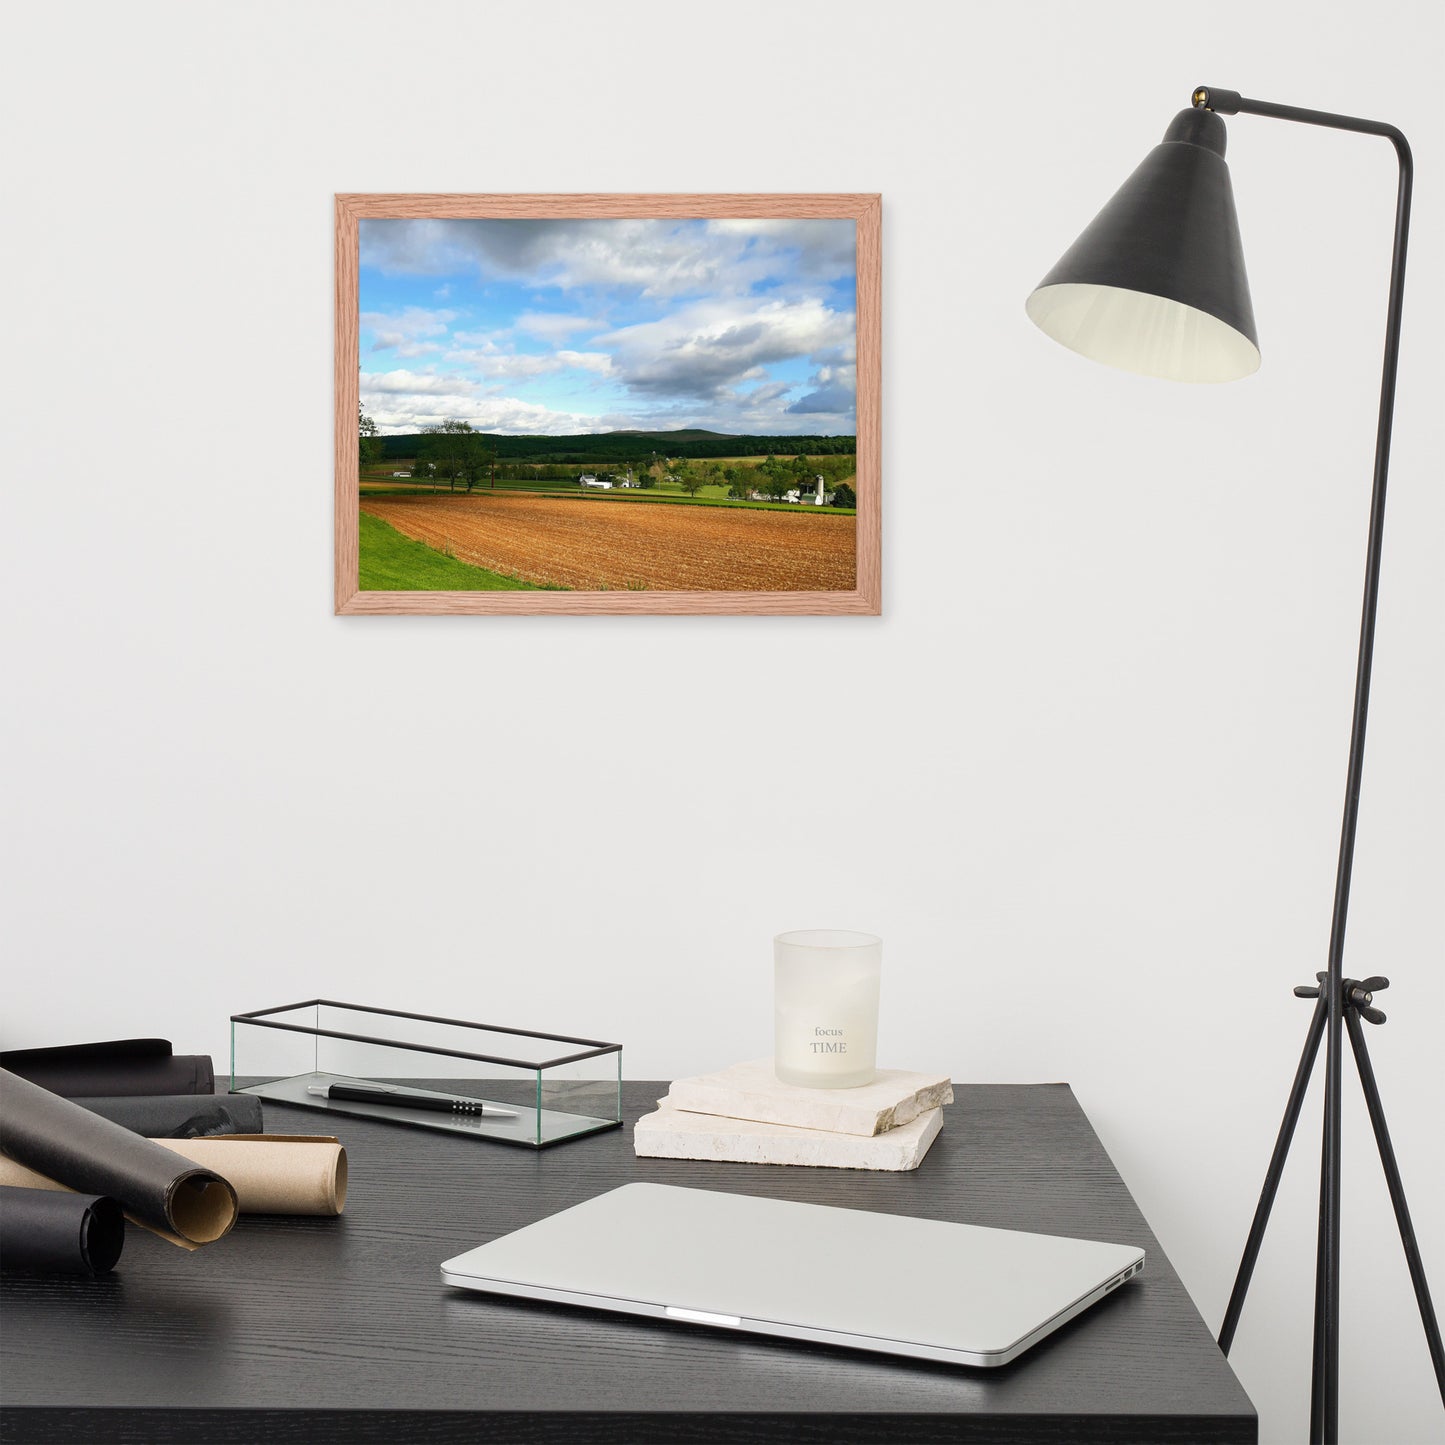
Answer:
0 1185 125 1276
73 1093 265 1139
0 1070 237 1249
0 1039 214 1097
0 1137 347 1218
153 1137 348 1216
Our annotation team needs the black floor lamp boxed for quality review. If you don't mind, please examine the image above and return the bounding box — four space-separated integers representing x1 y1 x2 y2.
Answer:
1025 86 1442 1444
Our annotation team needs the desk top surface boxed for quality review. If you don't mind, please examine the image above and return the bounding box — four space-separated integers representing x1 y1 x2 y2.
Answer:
1 1081 1255 1444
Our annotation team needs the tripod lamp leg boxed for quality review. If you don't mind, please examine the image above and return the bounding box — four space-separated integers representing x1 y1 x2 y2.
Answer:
1345 1009 1445 1402
1219 993 1328 1355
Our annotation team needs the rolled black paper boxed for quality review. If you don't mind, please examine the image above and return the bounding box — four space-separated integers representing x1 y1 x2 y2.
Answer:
0 1039 214 1097
0 1070 237 1248
0 1185 125 1276
72 1093 264 1139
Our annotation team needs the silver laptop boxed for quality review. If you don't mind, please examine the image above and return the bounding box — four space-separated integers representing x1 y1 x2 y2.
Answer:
441 1182 1145 1367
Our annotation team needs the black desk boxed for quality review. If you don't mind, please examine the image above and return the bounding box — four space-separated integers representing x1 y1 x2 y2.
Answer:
0 1082 1255 1444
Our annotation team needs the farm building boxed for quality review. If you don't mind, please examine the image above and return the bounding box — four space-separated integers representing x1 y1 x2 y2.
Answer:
780 476 834 505
579 473 612 490
391 470 412 478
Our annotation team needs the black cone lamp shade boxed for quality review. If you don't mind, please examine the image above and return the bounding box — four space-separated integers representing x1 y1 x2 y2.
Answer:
1026 108 1260 382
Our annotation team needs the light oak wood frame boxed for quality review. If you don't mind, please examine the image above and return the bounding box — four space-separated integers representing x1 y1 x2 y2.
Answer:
335 194 880 615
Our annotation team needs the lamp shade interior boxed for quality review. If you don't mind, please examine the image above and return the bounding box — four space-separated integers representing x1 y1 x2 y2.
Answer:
1026 281 1260 383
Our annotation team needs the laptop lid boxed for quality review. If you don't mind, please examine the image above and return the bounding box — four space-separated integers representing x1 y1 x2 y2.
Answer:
441 1182 1145 1367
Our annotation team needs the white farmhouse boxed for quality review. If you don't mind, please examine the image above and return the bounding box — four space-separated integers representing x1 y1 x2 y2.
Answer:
579 473 613 490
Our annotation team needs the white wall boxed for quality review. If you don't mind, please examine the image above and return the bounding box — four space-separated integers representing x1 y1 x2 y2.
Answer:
3 2 1441 1439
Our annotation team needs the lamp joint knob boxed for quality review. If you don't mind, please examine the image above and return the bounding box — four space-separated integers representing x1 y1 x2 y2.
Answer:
1192 85 1243 115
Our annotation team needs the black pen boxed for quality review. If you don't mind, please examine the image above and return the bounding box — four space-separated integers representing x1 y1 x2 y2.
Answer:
307 1080 517 1118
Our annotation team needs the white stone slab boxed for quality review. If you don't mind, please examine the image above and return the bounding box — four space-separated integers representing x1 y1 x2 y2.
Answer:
634 1098 943 1171
665 1058 953 1137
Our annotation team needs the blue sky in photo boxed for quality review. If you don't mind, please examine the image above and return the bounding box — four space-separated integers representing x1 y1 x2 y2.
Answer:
358 218 857 435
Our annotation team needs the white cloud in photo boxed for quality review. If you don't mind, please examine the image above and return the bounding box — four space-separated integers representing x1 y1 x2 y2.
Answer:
598 297 856 401
704 219 858 280
439 348 614 381
514 312 606 342
361 368 479 396
359 380 607 435
556 350 614 375
360 306 457 356
788 361 858 415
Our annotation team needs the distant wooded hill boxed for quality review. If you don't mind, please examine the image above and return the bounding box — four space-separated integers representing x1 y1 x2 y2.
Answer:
376 430 857 463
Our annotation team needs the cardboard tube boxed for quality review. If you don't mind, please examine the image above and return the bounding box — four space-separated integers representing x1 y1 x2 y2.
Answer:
152 1137 348 1216
0 1069 236 1249
0 1138 347 1220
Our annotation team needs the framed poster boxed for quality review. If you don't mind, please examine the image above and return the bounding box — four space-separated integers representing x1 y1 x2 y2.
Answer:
334 194 880 615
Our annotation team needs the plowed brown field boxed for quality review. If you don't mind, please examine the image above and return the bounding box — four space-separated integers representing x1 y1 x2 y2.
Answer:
359 493 856 591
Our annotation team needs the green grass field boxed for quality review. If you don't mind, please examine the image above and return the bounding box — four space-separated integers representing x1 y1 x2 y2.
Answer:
357 512 551 590
362 479 582 499
590 488 857 515
360 458 856 506
358 485 855 516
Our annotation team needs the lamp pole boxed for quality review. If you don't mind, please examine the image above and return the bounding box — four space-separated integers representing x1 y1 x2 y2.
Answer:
1190 88 1437 1445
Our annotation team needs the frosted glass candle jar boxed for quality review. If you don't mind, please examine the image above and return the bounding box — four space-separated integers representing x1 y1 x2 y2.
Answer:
773 930 882 1089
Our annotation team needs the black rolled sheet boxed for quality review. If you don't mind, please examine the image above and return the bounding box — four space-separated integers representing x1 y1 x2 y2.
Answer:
73 1093 264 1139
0 1185 125 1276
0 1039 214 1097
0 1069 237 1249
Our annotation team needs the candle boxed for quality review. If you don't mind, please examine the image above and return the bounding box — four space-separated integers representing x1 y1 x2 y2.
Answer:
774 930 882 1089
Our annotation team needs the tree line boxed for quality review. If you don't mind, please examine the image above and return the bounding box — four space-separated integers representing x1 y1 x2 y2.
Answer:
372 428 856 465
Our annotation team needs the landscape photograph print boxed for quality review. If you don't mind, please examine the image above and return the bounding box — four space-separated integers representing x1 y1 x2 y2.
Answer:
335 195 880 615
